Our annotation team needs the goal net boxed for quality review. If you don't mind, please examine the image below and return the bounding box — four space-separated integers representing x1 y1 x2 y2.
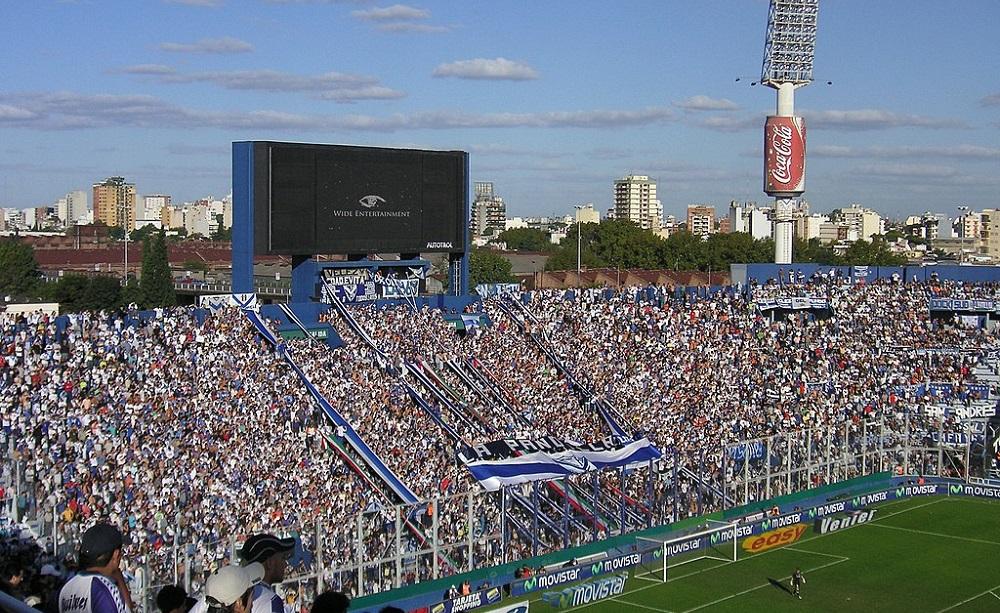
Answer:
636 520 738 582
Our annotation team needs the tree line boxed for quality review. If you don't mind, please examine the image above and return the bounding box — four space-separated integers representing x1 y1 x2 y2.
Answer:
0 231 176 312
471 220 908 285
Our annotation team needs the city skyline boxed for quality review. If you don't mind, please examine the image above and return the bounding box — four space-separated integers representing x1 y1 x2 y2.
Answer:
1 0 998 219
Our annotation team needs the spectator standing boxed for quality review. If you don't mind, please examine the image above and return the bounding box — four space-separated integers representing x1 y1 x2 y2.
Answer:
205 564 264 613
240 534 295 613
58 524 133 613
309 592 349 613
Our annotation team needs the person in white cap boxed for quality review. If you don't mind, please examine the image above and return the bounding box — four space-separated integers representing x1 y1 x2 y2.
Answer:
205 564 264 613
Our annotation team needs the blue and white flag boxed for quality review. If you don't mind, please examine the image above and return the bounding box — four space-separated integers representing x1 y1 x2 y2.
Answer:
461 437 661 491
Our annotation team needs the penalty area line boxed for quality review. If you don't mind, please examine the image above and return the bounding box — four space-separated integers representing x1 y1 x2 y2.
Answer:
784 546 849 561
608 598 674 613
934 583 1000 612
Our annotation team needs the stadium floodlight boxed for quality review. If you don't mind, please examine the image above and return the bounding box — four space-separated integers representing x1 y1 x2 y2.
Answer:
759 0 819 264
761 0 819 88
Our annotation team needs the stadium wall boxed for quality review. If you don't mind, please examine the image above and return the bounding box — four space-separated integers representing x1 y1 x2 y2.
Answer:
731 263 1000 286
348 472 894 612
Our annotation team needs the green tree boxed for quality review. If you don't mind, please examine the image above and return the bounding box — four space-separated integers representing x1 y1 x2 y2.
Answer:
701 232 774 271
48 275 90 312
660 231 704 270
496 228 554 252
839 237 908 266
121 278 143 308
544 222 605 271
211 215 232 241
128 224 159 244
81 276 122 312
141 231 176 307
0 239 40 296
793 237 838 264
469 249 514 287
546 220 663 271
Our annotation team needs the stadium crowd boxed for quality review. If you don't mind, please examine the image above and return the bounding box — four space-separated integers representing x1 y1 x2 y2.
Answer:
3 275 999 606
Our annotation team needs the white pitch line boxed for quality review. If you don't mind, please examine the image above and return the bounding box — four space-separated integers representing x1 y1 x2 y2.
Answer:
990 591 1000 601
878 496 947 519
934 583 1000 612
945 496 1000 507
634 559 735 583
609 597 674 612
866 523 1000 546
680 557 849 613
633 575 663 583
784 546 849 560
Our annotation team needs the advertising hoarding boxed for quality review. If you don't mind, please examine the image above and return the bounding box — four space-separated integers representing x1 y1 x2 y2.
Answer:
764 116 806 196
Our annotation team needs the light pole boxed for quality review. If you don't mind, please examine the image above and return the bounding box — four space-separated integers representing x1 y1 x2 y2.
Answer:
573 205 584 286
760 0 820 264
956 205 969 264
120 202 129 282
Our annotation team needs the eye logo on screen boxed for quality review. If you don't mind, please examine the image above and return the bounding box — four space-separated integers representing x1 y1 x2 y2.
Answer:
358 195 386 209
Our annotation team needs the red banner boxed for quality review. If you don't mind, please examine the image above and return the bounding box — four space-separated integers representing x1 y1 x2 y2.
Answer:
764 116 806 196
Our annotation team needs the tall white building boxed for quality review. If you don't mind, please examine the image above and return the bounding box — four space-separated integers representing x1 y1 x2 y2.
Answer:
729 201 774 240
54 190 89 226
143 195 171 220
613 175 662 231
575 203 600 225
471 181 506 238
796 214 827 241
184 204 211 237
833 203 884 241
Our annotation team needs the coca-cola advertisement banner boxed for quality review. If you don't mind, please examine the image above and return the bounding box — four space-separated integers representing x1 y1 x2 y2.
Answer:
764 115 806 196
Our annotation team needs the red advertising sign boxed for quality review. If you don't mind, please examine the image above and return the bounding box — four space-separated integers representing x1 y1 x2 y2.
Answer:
763 116 806 196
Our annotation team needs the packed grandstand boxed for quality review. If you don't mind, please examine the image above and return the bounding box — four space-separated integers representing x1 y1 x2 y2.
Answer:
3 272 999 611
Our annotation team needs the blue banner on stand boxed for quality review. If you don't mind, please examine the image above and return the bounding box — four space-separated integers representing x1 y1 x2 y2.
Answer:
459 437 661 491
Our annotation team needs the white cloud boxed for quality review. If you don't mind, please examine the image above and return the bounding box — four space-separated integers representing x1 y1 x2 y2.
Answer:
695 115 758 132
806 109 965 130
352 4 429 21
433 58 539 81
123 68 405 102
377 22 451 33
159 36 253 54
0 104 37 120
0 91 676 132
316 86 406 103
853 163 959 179
116 64 177 75
674 95 739 111
811 144 1000 159
467 144 566 159
695 109 967 132
164 69 376 91
350 4 451 34
982 93 1000 107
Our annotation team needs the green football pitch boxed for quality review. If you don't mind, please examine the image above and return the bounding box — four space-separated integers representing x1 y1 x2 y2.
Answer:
525 495 1000 613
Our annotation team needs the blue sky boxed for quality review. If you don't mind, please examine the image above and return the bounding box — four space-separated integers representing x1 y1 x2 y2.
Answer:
1 0 998 220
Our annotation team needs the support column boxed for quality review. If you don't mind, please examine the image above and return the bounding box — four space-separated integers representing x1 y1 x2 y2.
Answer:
291 256 316 304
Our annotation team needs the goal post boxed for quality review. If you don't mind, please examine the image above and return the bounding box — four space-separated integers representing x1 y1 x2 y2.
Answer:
636 520 739 582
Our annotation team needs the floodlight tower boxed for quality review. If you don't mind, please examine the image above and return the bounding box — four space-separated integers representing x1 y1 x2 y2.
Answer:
761 0 819 264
